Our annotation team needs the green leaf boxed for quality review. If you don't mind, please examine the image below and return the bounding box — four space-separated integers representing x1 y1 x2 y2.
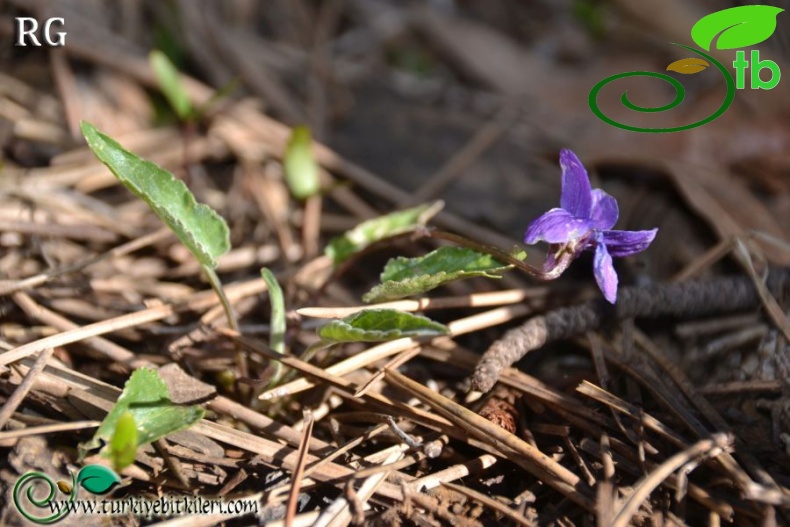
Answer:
318 309 449 343
326 201 444 265
261 268 285 355
124 405 204 446
76 465 121 495
109 412 138 472
284 126 321 200
81 121 230 268
83 368 168 454
260 267 287 387
363 246 514 303
79 368 205 460
150 50 193 120
691 5 784 51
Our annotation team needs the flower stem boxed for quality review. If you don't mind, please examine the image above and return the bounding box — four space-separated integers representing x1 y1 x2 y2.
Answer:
419 229 572 281
314 227 568 304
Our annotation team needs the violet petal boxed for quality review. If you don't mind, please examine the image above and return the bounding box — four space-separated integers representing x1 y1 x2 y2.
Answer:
593 242 618 303
589 189 619 230
524 208 593 245
559 149 593 219
600 228 658 257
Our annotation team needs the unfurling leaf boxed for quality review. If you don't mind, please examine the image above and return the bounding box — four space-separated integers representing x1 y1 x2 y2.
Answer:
666 57 710 74
318 309 448 343
363 246 515 303
81 122 230 268
261 267 287 386
109 412 138 472
691 5 784 51
261 268 285 355
284 126 321 200
326 201 444 265
150 50 193 120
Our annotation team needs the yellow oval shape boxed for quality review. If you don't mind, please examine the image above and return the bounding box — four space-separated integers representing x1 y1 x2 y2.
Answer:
57 480 72 494
666 57 710 74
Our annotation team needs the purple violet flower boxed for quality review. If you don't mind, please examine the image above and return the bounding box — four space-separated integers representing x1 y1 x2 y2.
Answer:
524 149 658 303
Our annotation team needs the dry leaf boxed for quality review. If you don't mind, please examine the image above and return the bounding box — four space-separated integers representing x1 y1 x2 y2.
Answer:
159 363 217 405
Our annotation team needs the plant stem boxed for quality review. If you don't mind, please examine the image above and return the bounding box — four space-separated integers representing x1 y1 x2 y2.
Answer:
203 265 246 378
419 229 573 280
203 266 239 331
314 227 568 304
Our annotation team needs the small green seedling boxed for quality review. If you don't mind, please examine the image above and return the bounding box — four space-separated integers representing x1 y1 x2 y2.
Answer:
261 267 286 385
109 411 138 472
79 369 205 466
284 126 321 200
149 49 239 122
150 50 193 121
81 121 237 330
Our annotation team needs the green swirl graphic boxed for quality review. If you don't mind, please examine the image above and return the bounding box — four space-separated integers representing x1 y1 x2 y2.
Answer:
588 44 735 133
13 471 76 524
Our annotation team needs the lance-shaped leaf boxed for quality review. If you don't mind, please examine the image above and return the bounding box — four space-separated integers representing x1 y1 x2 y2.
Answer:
79 368 205 460
326 201 444 265
150 50 193 120
363 246 514 303
81 122 230 268
318 309 448 343
261 268 285 355
691 5 784 51
666 58 710 74
284 126 321 200
260 267 287 386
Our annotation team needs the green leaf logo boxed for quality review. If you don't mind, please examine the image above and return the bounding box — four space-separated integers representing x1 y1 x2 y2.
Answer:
691 5 784 51
13 472 74 524
76 465 121 495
